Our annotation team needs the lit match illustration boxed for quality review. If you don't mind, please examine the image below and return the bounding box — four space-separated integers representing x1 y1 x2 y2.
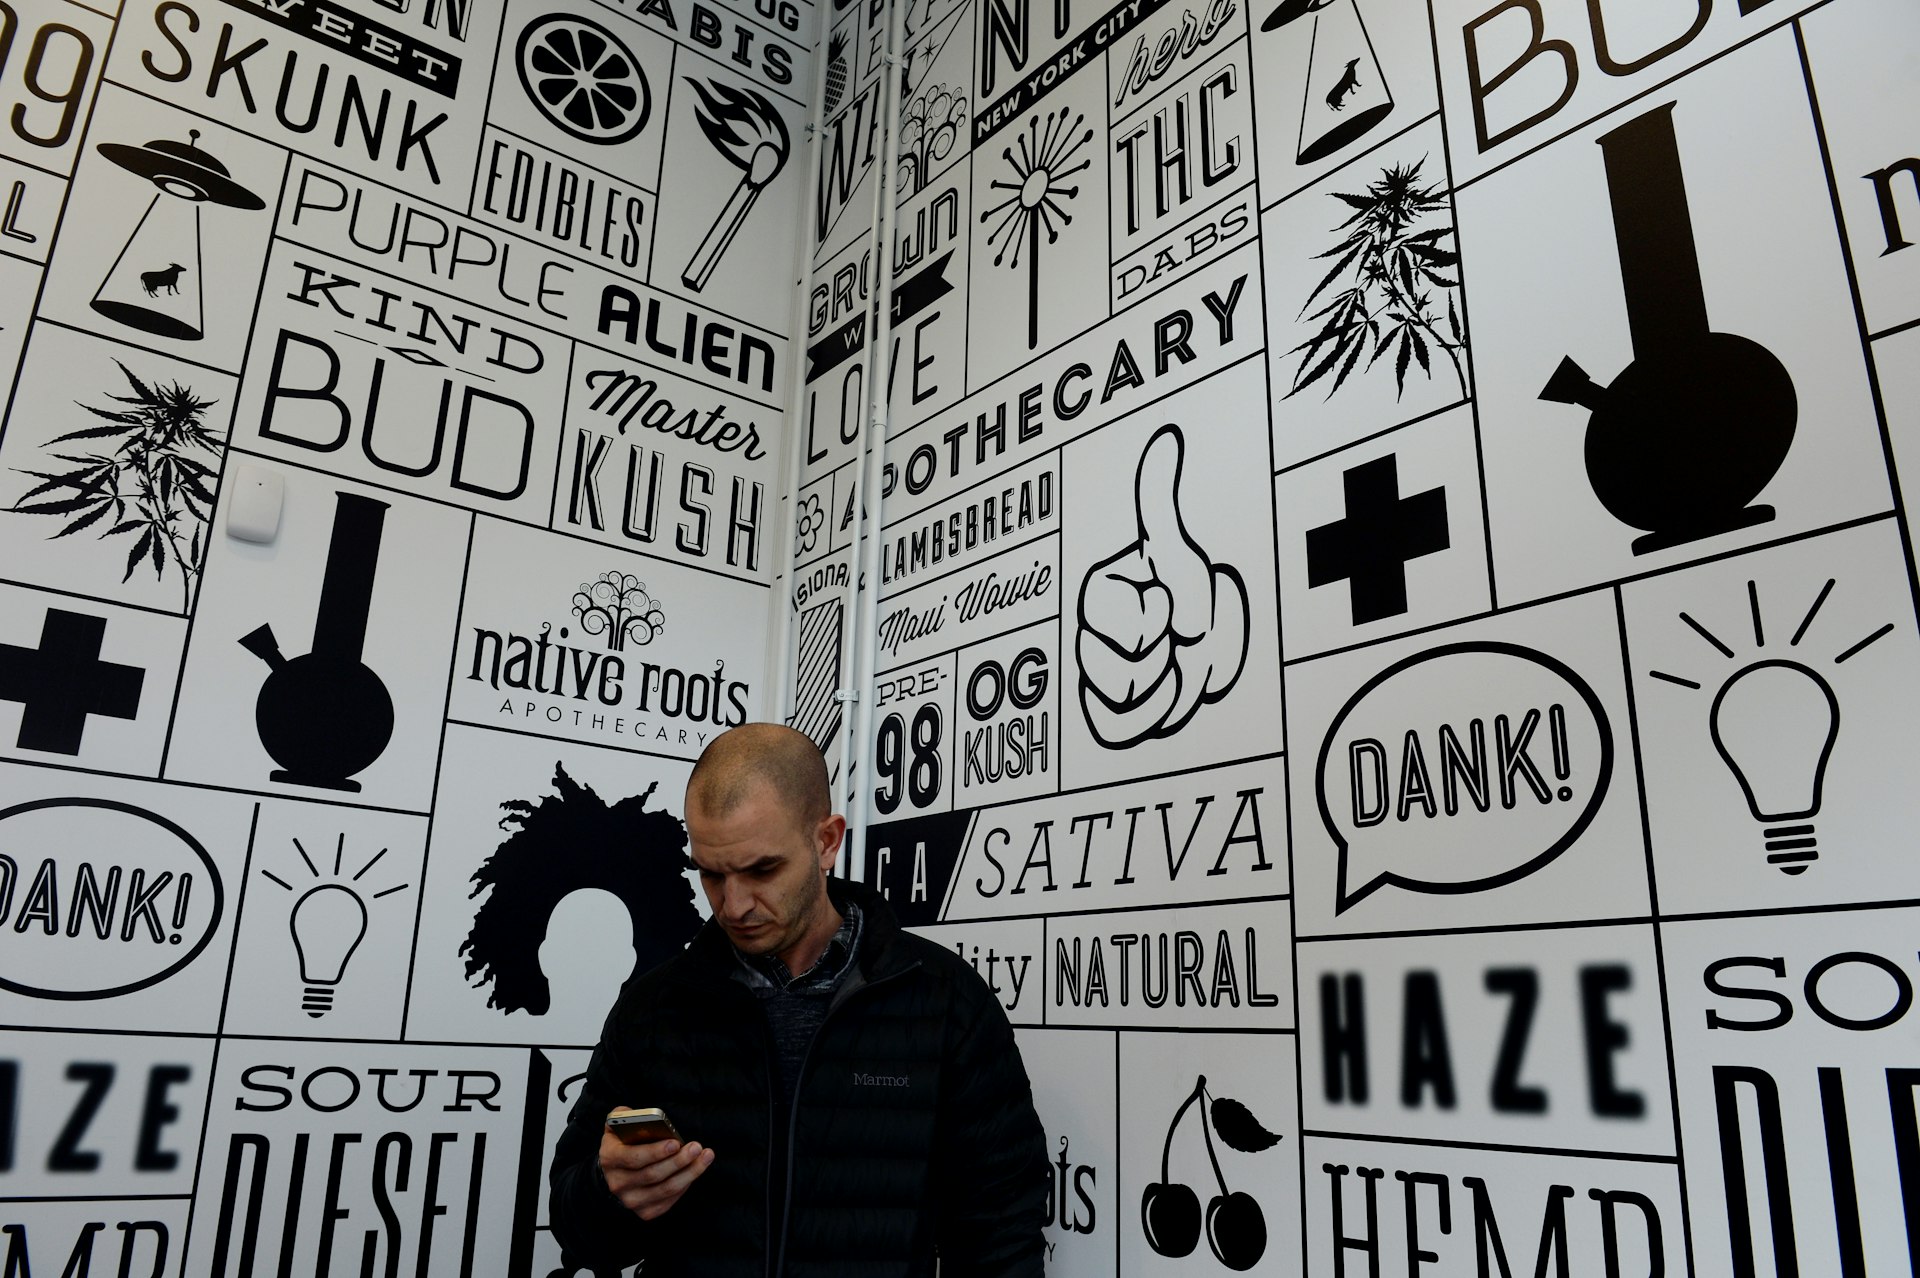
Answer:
682 78 791 292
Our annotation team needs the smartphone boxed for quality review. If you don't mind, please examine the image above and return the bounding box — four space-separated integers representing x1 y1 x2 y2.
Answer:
606 1108 681 1146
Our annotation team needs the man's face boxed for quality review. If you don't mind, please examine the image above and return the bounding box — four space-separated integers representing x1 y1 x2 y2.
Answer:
686 781 841 961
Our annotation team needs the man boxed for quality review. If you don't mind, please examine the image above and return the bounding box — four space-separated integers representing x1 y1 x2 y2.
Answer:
550 723 1048 1276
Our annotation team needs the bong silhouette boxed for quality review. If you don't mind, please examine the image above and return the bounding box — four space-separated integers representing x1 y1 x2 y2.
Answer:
1140 1075 1279 1271
1539 102 1795 555
240 492 394 792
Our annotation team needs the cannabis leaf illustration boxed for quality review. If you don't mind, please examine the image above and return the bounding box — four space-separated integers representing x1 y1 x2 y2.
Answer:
1284 157 1467 402
8 360 221 611
1210 1095 1283 1152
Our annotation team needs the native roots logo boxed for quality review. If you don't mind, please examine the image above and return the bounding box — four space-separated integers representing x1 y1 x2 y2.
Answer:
465 572 748 746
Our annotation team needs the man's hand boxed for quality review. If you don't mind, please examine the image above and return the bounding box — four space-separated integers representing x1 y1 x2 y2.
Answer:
1076 424 1248 747
600 1111 714 1221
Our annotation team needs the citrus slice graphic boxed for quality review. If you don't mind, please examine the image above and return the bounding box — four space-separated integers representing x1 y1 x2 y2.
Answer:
516 14 652 144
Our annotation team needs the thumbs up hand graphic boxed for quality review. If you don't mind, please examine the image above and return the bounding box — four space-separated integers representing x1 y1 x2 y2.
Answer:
1076 425 1249 748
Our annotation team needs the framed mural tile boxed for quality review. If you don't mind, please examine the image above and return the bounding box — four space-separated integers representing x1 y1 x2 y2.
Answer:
1058 358 1284 791
1460 31 1892 607
0 581 185 777
183 1041 534 1276
1274 402 1491 662
916 916 1045 1022
1430 0 1828 186
1017 1027 1118 1276
0 0 113 179
220 799 429 1041
950 616 1059 810
966 63 1112 394
1263 116 1469 473
1118 1028 1301 1274
1304 1134 1685 1273
897 0 975 212
0 769 253 1033
1106 29 1256 314
404 724 704 1048
0 1030 215 1201
0 323 238 615
553 343 781 582
486 0 674 205
449 514 765 756
1798 0 1920 339
104 0 500 206
888 170 972 426
1047 899 1293 1033
1285 588 1648 936
1665 905 1920 1276
650 49 811 334
1249 0 1439 206
893 753 1287 927
165 465 470 812
1623 519 1920 918
228 237 571 528
1299 923 1674 1157
0 1201 192 1276
36 86 286 372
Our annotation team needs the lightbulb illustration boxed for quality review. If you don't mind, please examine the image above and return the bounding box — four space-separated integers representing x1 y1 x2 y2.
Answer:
1649 577 1890 881
290 883 368 1015
1708 659 1839 876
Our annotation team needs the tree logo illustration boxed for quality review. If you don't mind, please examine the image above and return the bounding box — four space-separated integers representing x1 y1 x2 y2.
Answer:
571 570 666 652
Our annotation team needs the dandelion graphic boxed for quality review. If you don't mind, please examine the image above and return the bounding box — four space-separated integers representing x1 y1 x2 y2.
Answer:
980 108 1092 350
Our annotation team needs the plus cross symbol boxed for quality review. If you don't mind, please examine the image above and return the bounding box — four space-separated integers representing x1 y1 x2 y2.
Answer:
1306 454 1450 625
0 608 146 754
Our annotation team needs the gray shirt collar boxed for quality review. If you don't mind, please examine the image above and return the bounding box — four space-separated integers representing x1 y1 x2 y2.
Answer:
732 900 863 994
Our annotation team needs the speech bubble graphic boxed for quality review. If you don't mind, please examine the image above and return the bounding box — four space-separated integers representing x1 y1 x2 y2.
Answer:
1316 641 1612 913
0 798 224 999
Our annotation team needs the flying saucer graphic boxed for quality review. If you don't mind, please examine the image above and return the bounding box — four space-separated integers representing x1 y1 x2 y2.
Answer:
1262 0 1394 165
89 130 265 342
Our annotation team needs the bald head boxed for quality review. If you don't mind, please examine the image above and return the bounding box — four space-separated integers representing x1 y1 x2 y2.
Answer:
686 723 831 832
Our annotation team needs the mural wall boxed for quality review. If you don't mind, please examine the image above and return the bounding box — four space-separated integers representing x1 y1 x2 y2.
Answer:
0 0 812 1269
781 0 1920 1272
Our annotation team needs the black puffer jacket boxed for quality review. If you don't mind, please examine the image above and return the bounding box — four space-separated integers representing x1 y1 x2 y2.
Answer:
549 879 1047 1277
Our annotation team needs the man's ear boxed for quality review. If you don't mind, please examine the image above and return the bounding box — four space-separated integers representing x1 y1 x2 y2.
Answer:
816 813 847 872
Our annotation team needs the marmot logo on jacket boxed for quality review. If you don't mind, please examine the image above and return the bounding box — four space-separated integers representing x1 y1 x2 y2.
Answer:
854 1071 912 1087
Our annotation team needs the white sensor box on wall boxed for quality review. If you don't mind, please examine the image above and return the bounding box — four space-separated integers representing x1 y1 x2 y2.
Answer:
225 461 284 544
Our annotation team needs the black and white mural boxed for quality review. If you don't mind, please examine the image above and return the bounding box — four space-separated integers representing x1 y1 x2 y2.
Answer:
780 0 1920 1271
6 0 1920 1268
0 0 806 1268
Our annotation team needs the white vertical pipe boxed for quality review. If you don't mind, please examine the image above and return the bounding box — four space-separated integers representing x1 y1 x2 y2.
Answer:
844 0 910 883
765 2 835 724
828 0 907 838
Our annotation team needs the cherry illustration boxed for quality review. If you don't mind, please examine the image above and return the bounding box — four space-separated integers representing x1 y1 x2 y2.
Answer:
1141 1075 1271 1268
1206 1189 1266 1271
1141 1177 1202 1257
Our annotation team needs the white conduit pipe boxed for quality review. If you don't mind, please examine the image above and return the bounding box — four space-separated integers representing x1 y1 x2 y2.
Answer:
765 2 836 725
844 0 910 883
825 0 906 870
